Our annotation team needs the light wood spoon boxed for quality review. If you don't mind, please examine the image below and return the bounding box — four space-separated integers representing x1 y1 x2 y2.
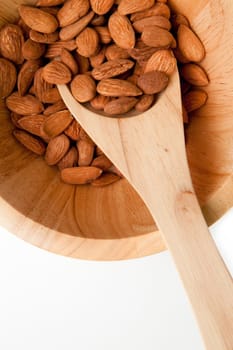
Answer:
57 70 233 350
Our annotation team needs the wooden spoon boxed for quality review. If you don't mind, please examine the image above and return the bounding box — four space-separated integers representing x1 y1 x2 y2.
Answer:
57 70 233 350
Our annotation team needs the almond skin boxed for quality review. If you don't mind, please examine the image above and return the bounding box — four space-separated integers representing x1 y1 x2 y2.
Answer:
71 74 96 103
57 147 78 170
135 94 154 112
64 119 80 140
137 71 169 94
92 59 134 80
104 97 137 115
59 11 95 41
45 134 70 165
29 30 59 44
94 26 112 44
17 114 46 137
61 167 102 185
0 24 24 64
33 68 53 102
89 47 106 68
105 44 130 60
133 16 171 32
36 0 65 6
130 3 170 21
183 89 208 113
6 93 44 115
43 110 73 138
57 0 90 27
90 95 111 110
108 12 135 49
42 61 72 84
60 48 79 75
43 100 66 116
77 139 95 166
22 39 45 60
91 172 121 187
18 59 41 96
91 154 112 170
144 49 176 75
180 63 209 87
44 40 77 58
42 87 61 104
97 79 142 97
0 58 17 99
76 27 100 57
19 5 58 34
142 26 175 48
177 24 205 62
13 129 46 156
118 0 155 15
90 0 115 15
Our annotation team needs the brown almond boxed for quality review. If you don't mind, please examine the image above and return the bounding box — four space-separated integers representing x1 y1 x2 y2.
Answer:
79 128 94 144
177 24 205 62
183 89 208 113
77 139 95 166
29 30 59 44
45 40 77 58
133 16 171 32
60 48 79 75
130 3 170 21
91 15 106 26
17 18 31 38
64 119 80 140
76 27 100 57
22 39 45 60
90 0 115 15
61 166 102 185
182 104 189 124
43 110 73 137
90 95 111 110
91 173 121 187
33 68 53 102
10 112 24 128
75 53 90 73
94 26 112 44
128 41 159 62
171 13 190 31
45 134 70 165
97 79 142 97
91 154 112 170
39 6 60 16
13 129 46 156
43 100 66 116
90 47 106 68
180 63 209 87
42 61 72 84
135 94 154 112
118 0 155 15
17 114 46 137
57 0 90 27
19 5 58 34
59 11 95 41
92 59 134 80
0 24 24 64
104 97 137 115
144 49 176 75
0 58 17 99
57 147 78 170
108 12 135 49
36 0 65 6
71 74 96 103
42 87 61 104
137 71 169 94
142 26 175 48
105 44 130 60
18 59 41 96
6 93 44 115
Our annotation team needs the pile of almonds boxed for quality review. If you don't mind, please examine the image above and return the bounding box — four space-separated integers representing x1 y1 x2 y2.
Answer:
0 0 209 186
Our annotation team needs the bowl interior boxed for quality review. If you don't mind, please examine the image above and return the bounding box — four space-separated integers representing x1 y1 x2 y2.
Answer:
1 0 233 260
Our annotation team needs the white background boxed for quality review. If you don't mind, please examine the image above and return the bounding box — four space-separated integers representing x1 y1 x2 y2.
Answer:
0 210 232 350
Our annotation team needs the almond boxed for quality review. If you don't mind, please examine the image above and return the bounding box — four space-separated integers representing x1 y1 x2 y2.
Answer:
104 97 137 115
0 58 17 99
33 68 53 102
18 59 41 96
91 172 121 186
42 87 61 104
171 13 190 31
118 0 155 15
90 0 115 15
59 11 95 41
60 48 79 75
90 95 111 110
61 166 102 184
71 74 96 102
91 15 106 26
90 47 106 68
19 5 58 34
75 53 90 73
137 71 169 94
108 12 135 49
0 24 24 64
77 139 95 166
91 154 112 170
13 129 46 155
45 134 70 165
6 93 44 115
183 89 208 113
40 6 60 15
182 104 189 124
76 27 100 57
43 110 73 137
97 79 142 97
133 16 171 32
142 26 175 48
130 3 170 21
92 59 134 80
144 49 176 75
10 112 24 128
22 39 45 60
36 0 65 6
44 40 77 58
43 100 66 115
42 61 72 84
64 119 80 140
105 44 130 60
17 18 31 38
128 41 159 62
135 94 154 112
180 63 209 86
17 114 46 137
177 24 205 62
58 147 78 170
29 30 59 44
57 0 90 27
94 26 111 44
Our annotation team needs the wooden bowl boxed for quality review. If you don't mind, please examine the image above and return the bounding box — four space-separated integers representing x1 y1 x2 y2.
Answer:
1 0 233 260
